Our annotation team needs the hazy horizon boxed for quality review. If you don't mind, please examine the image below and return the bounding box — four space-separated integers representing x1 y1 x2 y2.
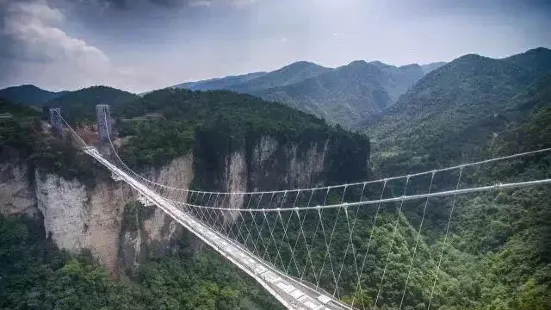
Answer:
1 0 550 93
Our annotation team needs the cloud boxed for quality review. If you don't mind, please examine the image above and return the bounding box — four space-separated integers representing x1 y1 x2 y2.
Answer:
0 0 151 92
3 1 108 65
82 0 255 9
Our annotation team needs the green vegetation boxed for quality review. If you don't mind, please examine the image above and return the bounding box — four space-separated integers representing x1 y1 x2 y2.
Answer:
44 86 138 125
0 98 109 186
0 84 65 106
2 46 550 310
113 88 370 189
344 46 551 309
0 213 283 310
176 60 426 128
364 47 551 176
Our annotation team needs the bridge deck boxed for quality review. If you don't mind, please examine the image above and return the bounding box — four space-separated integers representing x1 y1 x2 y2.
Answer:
84 147 351 310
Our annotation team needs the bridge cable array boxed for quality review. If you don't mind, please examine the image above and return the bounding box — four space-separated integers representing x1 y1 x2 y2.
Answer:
56 110 551 310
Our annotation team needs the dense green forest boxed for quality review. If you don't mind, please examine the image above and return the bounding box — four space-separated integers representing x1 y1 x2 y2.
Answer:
0 99 109 185
364 47 551 175
175 59 427 128
0 85 66 106
0 213 283 310
101 88 369 189
343 47 551 309
114 87 336 168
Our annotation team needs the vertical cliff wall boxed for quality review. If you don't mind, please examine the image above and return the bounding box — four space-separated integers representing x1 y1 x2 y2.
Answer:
0 134 368 276
0 161 37 216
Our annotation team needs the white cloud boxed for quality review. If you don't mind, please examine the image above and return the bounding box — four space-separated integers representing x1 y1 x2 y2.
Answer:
0 0 153 92
4 1 109 65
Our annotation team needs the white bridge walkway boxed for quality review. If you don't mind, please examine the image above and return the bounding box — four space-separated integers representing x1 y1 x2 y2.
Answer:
84 146 349 310
59 108 551 310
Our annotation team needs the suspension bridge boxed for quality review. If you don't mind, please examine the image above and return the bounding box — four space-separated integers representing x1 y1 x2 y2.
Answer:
55 108 551 310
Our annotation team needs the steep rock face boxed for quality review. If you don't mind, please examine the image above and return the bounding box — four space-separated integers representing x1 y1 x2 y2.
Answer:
193 136 331 222
248 137 328 191
0 162 37 216
35 171 126 276
204 136 330 199
144 153 195 201
0 134 366 275
0 154 192 276
120 154 193 269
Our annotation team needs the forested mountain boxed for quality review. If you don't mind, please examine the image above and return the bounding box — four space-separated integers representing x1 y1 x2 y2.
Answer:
0 85 66 106
255 60 426 127
364 47 551 174
174 61 330 93
175 59 429 128
43 86 139 123
0 87 368 310
348 47 551 310
229 61 332 92
255 60 391 127
113 88 370 187
175 72 267 91
420 61 447 74
367 61 425 101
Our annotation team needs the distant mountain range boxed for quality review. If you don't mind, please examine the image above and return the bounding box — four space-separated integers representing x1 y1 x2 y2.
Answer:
1 58 445 128
173 60 445 127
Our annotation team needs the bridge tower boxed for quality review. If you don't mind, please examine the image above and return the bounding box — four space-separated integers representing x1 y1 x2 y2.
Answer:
96 104 112 143
49 108 63 138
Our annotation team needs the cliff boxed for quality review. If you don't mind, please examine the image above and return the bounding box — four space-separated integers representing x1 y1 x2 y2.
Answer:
0 134 365 276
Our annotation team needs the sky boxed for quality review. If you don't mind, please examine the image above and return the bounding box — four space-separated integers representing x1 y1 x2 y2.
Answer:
1 0 550 93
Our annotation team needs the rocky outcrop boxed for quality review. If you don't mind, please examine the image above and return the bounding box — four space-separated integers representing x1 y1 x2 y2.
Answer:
35 171 126 275
0 154 193 276
120 154 193 270
0 134 362 276
0 162 37 216
247 137 329 191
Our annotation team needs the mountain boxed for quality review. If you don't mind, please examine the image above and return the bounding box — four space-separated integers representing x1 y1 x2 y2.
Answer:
174 72 268 91
172 60 426 128
229 61 332 92
503 46 551 79
364 47 551 174
254 61 389 127
367 61 425 101
358 48 551 310
174 61 330 93
0 85 67 106
44 86 139 123
114 88 370 183
255 60 425 127
420 61 447 74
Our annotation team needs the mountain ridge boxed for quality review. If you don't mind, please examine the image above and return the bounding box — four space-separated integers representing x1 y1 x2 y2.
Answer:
364 46 551 174
0 85 67 106
171 58 432 127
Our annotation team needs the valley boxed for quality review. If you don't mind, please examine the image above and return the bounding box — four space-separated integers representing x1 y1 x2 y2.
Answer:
1 47 550 310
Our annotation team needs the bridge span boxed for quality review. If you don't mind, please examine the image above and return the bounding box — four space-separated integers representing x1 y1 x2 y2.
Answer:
84 146 351 310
